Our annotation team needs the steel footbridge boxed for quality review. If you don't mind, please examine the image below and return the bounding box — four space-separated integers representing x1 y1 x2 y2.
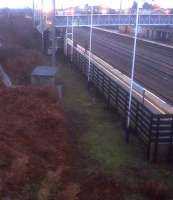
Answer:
54 14 173 27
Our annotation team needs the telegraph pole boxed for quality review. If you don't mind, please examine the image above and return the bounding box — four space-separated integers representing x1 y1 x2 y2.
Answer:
38 0 41 23
65 16 69 56
51 0 56 67
36 0 39 24
71 14 74 62
35 0 37 24
88 6 94 82
126 0 140 142
41 0 44 51
33 0 35 26
120 0 123 14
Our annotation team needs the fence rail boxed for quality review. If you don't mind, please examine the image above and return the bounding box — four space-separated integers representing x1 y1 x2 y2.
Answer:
66 42 173 162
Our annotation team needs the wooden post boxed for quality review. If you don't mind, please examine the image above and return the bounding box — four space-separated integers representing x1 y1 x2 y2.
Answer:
147 114 154 161
168 116 173 162
153 115 160 162
135 103 139 133
107 78 111 109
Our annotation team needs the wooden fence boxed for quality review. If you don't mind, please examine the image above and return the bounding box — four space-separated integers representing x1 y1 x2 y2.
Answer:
66 44 173 162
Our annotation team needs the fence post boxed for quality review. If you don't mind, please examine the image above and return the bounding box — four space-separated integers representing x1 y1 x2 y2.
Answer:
116 85 119 107
74 49 76 65
168 116 173 162
77 50 79 66
135 103 139 133
82 57 85 73
78 55 81 70
92 65 95 84
153 115 160 162
102 72 105 95
107 78 111 109
90 63 93 82
82 60 87 76
147 114 154 161
96 69 99 87
125 93 129 119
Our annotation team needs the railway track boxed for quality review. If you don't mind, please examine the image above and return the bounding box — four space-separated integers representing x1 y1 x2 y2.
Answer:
92 36 173 100
97 31 173 76
72 27 173 105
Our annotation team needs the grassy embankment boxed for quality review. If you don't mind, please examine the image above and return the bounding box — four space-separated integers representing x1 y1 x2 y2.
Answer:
58 54 173 199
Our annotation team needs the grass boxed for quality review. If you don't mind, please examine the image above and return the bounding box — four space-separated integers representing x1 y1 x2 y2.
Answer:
59 65 132 168
59 62 146 167
57 56 173 198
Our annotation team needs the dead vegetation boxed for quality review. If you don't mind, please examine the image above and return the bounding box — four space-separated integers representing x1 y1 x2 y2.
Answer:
4 48 43 84
78 173 124 200
0 85 72 199
0 15 43 84
142 180 171 200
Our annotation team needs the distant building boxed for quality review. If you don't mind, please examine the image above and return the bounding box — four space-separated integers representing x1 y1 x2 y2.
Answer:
142 26 173 42
63 5 116 15
119 7 173 42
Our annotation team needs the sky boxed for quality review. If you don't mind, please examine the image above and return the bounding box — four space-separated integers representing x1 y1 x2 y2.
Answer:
0 0 173 9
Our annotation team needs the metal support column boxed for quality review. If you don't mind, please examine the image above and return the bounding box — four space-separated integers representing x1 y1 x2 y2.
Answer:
65 16 69 56
126 0 140 142
41 0 44 51
33 0 36 26
51 0 56 67
71 15 74 62
88 6 94 82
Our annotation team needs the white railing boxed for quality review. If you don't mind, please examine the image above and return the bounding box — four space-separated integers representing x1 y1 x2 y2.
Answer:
54 14 173 27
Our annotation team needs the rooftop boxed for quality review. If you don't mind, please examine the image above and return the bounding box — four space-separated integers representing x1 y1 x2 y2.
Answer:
32 66 57 77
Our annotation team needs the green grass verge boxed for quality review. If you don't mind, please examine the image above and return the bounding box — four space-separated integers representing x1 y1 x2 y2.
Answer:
58 59 173 193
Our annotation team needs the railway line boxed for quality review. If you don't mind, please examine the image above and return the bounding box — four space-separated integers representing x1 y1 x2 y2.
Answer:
72 27 173 105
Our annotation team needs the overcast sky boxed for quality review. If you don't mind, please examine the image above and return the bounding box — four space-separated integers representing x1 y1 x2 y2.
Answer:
0 0 172 9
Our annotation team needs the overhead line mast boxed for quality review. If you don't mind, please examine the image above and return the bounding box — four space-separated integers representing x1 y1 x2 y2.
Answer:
51 0 56 67
88 6 94 83
126 0 140 142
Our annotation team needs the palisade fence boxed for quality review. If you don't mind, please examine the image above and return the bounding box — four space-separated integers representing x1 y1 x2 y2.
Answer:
66 43 173 162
